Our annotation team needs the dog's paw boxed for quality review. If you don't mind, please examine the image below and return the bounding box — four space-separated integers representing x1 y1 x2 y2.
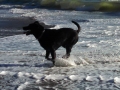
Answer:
46 58 55 65
46 58 52 61
62 55 69 59
52 60 55 65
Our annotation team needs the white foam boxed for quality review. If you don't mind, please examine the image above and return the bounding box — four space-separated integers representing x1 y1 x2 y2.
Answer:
32 73 45 80
0 71 9 75
78 56 89 65
22 12 37 17
55 57 77 67
0 71 16 76
85 76 98 82
69 75 85 81
87 43 97 48
45 74 65 80
17 82 30 90
18 72 25 77
54 55 94 67
51 25 62 29
98 75 113 82
10 8 26 14
0 5 12 8
114 77 120 84
17 72 32 78
98 75 105 81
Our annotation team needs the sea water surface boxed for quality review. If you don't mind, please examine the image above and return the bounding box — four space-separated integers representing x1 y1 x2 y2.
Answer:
1 3 120 90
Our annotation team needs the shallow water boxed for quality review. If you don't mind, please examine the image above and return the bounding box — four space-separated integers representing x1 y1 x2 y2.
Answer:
1 4 120 90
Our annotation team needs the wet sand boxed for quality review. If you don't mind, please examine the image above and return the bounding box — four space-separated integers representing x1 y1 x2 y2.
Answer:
0 17 55 38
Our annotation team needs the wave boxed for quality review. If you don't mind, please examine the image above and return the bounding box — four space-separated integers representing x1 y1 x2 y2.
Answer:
0 0 120 11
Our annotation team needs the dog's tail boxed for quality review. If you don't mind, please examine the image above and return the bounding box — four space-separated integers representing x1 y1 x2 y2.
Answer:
72 21 81 33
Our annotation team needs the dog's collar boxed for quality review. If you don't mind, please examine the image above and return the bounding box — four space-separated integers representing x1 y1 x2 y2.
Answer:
38 30 45 40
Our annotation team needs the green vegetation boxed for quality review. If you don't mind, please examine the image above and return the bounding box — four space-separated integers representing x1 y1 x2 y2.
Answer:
99 2 120 11
2 0 120 12
40 0 120 11
59 0 81 9
40 0 81 9
40 0 56 7
69 0 81 9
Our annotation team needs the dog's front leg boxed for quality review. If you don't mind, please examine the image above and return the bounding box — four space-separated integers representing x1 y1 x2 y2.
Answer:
45 50 51 60
45 50 55 65
50 49 56 65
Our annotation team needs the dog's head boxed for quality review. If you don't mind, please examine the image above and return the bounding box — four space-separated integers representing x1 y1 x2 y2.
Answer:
23 21 44 35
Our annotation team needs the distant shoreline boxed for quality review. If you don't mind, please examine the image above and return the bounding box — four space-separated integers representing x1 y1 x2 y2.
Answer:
0 1 120 12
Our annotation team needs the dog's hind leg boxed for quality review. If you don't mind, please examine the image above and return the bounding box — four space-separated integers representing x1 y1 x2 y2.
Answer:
63 47 71 59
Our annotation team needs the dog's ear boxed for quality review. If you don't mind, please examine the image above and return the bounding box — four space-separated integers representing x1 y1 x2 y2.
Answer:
40 25 44 30
34 21 44 30
34 21 39 24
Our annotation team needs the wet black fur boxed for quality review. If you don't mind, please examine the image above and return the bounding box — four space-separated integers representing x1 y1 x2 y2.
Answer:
23 21 81 64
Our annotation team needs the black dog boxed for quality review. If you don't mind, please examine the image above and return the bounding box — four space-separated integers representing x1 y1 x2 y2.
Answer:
23 21 80 64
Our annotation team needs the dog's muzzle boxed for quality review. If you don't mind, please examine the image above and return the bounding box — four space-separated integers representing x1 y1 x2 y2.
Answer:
23 27 31 35
23 30 31 35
